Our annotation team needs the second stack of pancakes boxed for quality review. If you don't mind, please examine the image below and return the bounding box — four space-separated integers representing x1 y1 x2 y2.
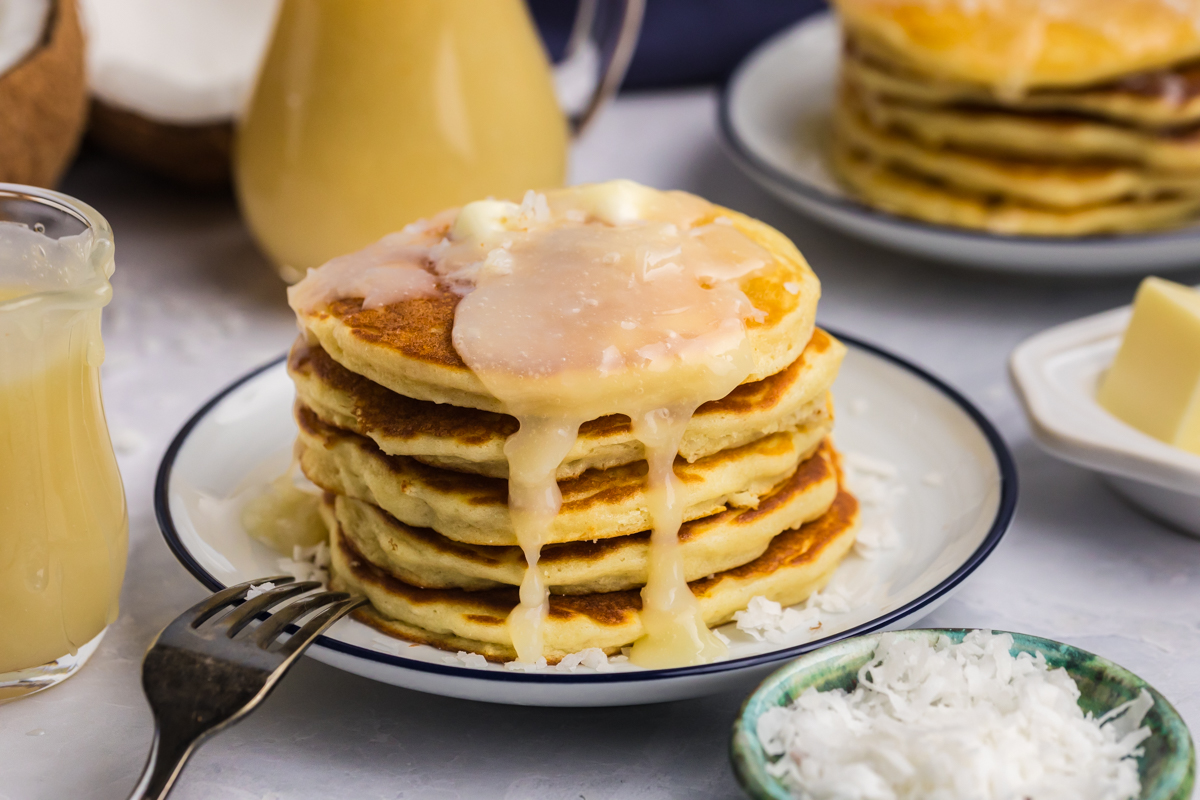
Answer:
287 184 859 664
831 0 1200 236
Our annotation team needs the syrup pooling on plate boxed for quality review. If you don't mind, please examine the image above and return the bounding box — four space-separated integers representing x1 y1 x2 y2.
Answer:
288 180 776 666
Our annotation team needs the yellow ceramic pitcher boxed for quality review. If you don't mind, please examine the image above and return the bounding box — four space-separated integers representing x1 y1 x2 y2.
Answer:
235 0 643 281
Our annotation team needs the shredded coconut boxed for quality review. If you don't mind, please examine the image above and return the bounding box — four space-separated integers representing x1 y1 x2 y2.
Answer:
554 647 613 673
275 541 330 585
244 581 274 600
756 631 1153 800
843 451 906 560
736 597 822 643
852 515 901 560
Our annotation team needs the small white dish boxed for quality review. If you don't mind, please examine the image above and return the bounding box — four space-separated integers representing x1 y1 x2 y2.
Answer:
1010 307 1200 537
155 334 1015 707
718 12 1200 275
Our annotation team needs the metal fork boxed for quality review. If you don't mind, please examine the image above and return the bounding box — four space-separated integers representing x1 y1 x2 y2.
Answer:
127 576 367 800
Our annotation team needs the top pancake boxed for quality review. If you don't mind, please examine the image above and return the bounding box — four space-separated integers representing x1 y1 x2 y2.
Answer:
834 0 1200 91
294 192 821 415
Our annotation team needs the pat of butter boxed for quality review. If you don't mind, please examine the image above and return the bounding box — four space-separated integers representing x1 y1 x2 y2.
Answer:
575 179 653 225
1098 277 1200 454
451 199 522 241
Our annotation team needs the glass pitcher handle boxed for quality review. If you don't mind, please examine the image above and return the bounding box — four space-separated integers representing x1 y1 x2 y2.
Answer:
554 0 645 136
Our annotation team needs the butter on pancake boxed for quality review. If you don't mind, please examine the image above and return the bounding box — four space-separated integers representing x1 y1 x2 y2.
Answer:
330 440 839 595
296 402 831 547
330 490 860 663
834 0 1200 93
289 329 845 480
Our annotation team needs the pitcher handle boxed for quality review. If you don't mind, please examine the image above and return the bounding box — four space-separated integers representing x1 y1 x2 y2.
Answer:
554 0 645 136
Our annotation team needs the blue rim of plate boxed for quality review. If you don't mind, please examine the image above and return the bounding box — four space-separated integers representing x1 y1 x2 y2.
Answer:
154 330 1018 684
715 12 1200 249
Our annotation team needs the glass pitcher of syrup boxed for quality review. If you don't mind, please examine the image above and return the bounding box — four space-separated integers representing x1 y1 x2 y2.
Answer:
235 0 643 282
0 185 127 702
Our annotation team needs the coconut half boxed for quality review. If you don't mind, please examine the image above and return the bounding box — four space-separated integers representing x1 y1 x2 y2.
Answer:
0 0 87 187
78 0 279 187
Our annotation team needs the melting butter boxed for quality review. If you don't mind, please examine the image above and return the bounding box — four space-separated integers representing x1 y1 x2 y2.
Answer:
289 180 778 667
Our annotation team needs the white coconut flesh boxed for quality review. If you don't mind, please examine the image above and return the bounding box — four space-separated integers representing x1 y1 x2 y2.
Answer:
78 0 279 125
0 0 51 77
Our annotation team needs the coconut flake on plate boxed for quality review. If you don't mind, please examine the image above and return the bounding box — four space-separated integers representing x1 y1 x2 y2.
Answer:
735 597 822 644
442 651 489 669
244 581 275 600
275 541 330 585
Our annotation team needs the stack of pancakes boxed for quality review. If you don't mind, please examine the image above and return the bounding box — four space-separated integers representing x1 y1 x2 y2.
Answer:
288 193 859 664
831 0 1200 235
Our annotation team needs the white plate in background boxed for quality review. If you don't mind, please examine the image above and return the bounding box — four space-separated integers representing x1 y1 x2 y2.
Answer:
155 333 1016 707
718 12 1200 275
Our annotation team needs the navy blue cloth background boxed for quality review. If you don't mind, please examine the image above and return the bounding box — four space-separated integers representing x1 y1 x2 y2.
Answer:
529 0 828 89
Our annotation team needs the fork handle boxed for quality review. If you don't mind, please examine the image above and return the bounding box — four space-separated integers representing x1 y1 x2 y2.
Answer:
127 723 203 800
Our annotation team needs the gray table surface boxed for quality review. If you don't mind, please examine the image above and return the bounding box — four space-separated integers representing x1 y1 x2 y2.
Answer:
1 87 1197 800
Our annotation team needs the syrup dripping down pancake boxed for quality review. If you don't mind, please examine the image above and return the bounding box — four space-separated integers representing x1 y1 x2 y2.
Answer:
329 488 859 663
331 439 839 595
296 402 832 547
289 329 845 479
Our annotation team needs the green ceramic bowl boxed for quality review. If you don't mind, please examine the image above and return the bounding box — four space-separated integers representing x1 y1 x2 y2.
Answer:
731 629 1195 800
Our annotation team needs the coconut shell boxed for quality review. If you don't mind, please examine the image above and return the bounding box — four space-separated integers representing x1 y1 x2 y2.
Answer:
87 100 233 188
0 0 87 187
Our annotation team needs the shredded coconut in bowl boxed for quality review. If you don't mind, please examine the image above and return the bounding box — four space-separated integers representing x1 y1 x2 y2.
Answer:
756 631 1153 800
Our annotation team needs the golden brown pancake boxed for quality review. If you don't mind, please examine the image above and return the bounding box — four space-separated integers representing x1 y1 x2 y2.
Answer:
831 139 1200 235
854 91 1200 170
289 329 845 479
295 203 821 414
331 440 839 595
296 402 832 546
833 0 1200 92
843 40 1200 129
330 489 860 662
832 135 1200 236
835 92 1200 209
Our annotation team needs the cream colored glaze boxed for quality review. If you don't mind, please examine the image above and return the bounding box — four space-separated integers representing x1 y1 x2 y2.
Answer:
290 181 774 666
0 225 127 679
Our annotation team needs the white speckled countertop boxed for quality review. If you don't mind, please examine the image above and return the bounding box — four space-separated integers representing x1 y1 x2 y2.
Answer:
1 88 1197 800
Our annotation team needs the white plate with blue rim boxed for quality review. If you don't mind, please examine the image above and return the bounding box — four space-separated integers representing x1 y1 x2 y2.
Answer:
718 12 1200 275
154 331 1016 707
